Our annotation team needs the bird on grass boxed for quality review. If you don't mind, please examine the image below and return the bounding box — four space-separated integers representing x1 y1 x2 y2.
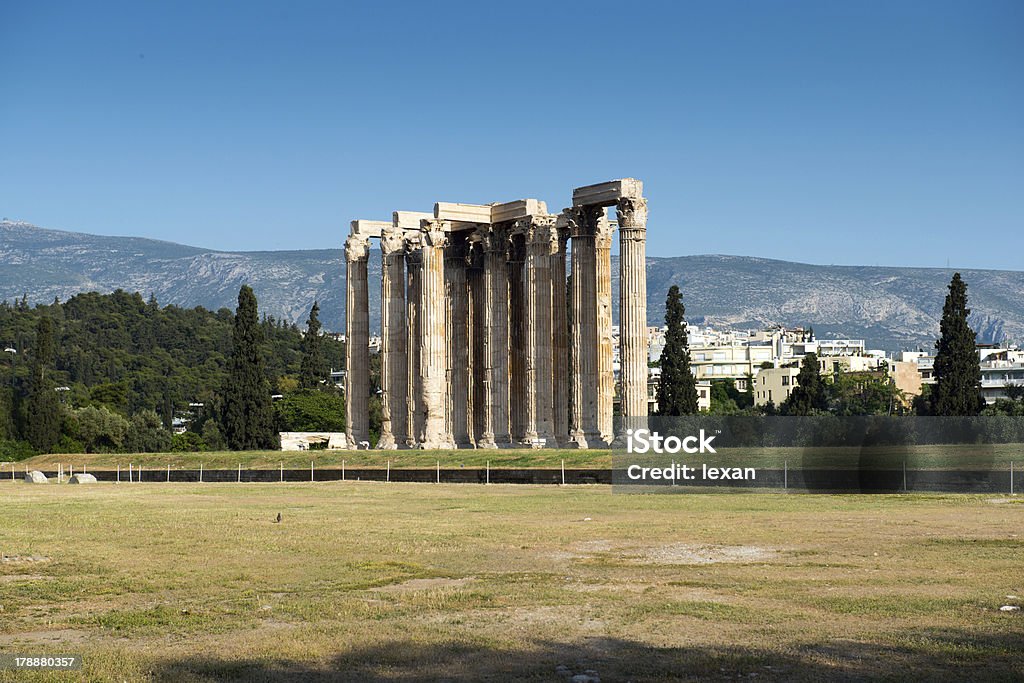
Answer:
275 512 282 523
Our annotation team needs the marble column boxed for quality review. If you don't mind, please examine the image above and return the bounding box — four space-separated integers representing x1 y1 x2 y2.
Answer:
480 225 511 447
508 230 527 444
405 242 423 447
344 233 371 449
617 196 649 421
418 221 453 449
445 233 472 448
523 217 556 447
378 227 407 449
550 222 570 445
567 206 603 448
596 215 614 442
467 237 487 446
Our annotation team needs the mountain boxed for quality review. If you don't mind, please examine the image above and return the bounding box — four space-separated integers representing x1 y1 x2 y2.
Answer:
3 219 1023 351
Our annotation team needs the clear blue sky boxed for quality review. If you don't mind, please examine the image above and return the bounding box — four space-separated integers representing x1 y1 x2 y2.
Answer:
2 1 1021 269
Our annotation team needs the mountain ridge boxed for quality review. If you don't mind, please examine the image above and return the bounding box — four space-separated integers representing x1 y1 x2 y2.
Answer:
3 219 1022 352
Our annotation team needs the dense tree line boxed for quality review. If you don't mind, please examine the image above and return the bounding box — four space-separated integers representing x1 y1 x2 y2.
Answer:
0 290 346 458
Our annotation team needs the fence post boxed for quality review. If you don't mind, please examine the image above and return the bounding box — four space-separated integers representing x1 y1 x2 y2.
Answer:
167 464 170 483
784 460 788 490
342 459 345 482
310 460 314 482
238 463 241 483
280 462 283 482
902 459 907 493
437 460 440 484
116 464 120 483
561 459 565 486
1011 461 1015 496
486 460 490 485
387 460 391 483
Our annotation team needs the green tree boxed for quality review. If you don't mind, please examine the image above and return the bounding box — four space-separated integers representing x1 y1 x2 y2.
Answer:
656 286 699 415
72 405 130 453
299 301 328 389
0 387 14 440
125 409 172 453
931 273 984 416
828 371 904 415
222 286 279 450
201 419 226 451
25 317 62 451
274 390 345 431
783 352 826 415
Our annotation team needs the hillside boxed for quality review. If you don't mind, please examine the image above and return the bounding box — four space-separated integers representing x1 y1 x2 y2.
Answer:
3 219 1023 351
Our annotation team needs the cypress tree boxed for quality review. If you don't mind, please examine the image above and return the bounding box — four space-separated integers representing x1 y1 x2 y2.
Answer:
784 352 826 415
656 286 699 415
299 301 327 390
26 316 62 451
222 286 278 450
931 273 984 416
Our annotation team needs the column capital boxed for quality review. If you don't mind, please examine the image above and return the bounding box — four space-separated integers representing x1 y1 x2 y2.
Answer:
524 216 559 254
421 219 450 248
380 227 406 256
616 196 648 230
345 233 371 262
563 205 604 239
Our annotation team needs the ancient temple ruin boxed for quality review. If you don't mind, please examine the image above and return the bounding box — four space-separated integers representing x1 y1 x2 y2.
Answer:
344 178 648 449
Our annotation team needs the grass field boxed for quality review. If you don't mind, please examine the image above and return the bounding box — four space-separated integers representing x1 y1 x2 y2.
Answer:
9 442 1024 473
1 482 1022 681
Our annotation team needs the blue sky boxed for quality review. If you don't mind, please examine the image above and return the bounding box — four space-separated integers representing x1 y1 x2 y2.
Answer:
1 1 1021 269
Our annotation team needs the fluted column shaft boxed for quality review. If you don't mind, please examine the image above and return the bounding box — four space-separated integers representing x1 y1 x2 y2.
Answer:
481 226 511 447
344 233 371 448
508 231 527 443
596 217 614 442
445 235 472 447
551 225 570 445
467 239 487 446
617 196 649 420
418 222 452 449
568 207 603 447
378 228 407 449
523 218 556 446
405 246 423 446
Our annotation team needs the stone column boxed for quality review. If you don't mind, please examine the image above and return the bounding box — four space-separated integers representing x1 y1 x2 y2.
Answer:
418 221 453 449
508 230 527 444
596 215 614 442
405 242 423 446
523 217 556 447
344 233 371 449
617 196 649 421
550 222 570 445
567 206 603 448
480 225 511 447
445 233 472 448
467 237 487 446
378 227 407 449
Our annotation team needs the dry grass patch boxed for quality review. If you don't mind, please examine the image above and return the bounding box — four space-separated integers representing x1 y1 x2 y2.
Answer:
0 483 1021 681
